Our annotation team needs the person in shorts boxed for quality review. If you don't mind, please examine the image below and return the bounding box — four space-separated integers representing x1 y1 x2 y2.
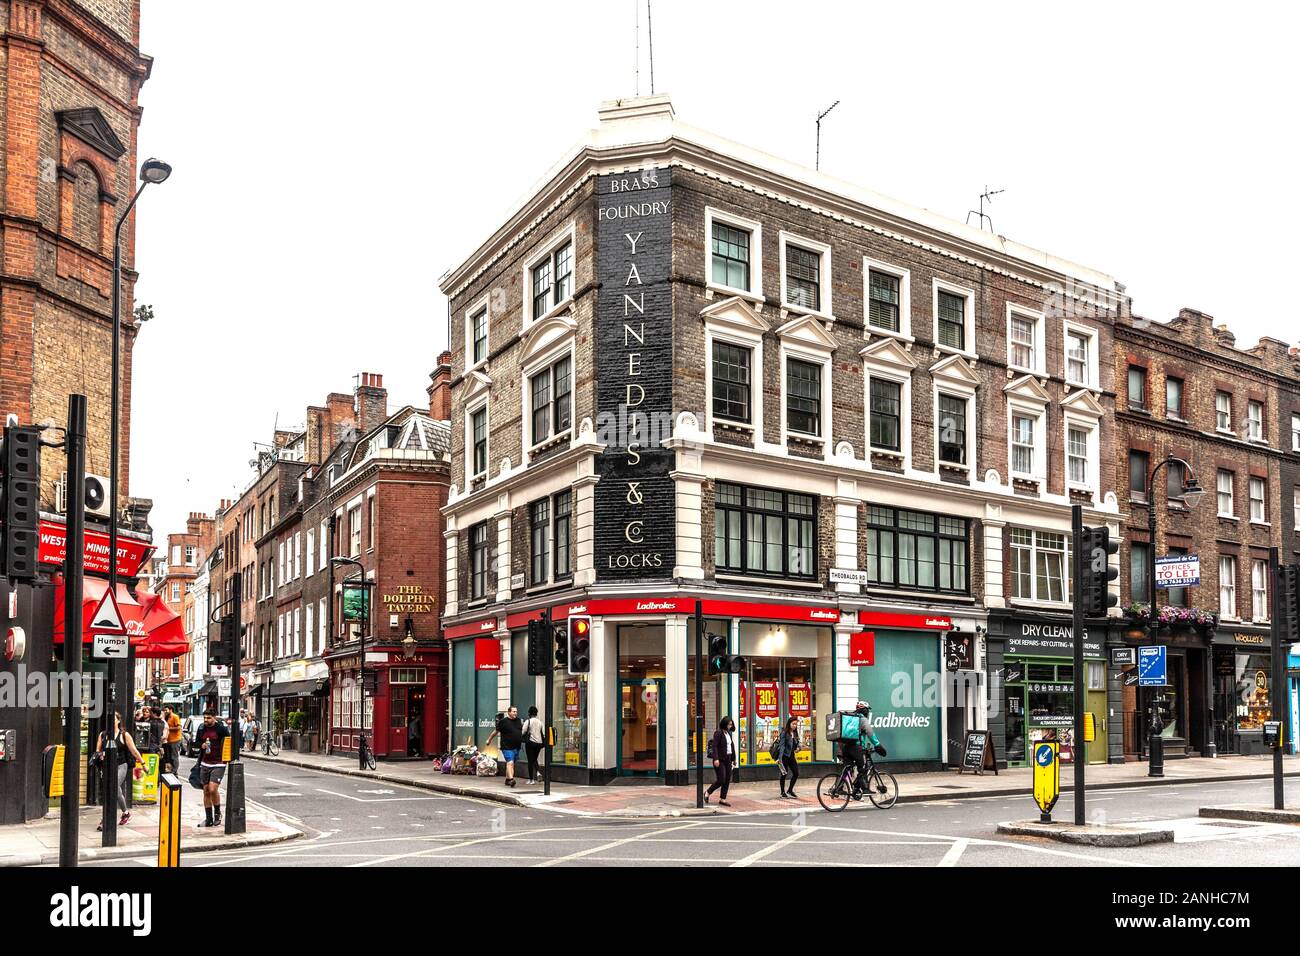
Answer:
486 705 524 788
194 708 229 827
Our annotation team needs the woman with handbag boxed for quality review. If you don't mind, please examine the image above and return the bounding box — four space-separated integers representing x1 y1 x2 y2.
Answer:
95 712 144 830
775 717 801 799
705 716 737 807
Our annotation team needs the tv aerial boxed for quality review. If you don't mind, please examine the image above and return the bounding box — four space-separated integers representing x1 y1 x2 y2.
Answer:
966 186 1004 234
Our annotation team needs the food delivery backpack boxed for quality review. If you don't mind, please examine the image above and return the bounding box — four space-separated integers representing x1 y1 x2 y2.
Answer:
825 711 861 742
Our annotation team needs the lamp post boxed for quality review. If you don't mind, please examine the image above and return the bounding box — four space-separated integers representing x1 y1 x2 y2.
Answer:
102 157 170 846
1143 454 1203 777
331 557 372 769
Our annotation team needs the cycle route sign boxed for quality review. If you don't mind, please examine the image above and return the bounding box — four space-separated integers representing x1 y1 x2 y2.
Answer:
1138 645 1167 687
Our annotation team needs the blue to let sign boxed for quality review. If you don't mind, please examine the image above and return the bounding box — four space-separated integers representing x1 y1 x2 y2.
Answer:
1138 645 1167 686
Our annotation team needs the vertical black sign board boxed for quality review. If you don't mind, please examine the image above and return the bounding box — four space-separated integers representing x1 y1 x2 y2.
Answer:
958 729 998 775
593 168 675 581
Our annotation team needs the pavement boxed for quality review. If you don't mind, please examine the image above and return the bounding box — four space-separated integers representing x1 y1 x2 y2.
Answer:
0 791 301 867
242 748 1300 817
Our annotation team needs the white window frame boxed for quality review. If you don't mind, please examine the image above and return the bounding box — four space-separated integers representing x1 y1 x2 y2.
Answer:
1008 400 1046 482
1249 476 1268 524
306 528 315 577
863 257 912 341
704 206 763 302
319 598 327 649
1247 400 1265 442
1062 321 1098 389
1251 558 1269 622
524 221 578 327
521 342 576 454
1219 555 1237 620
1009 527 1072 605
702 299 769 436
931 279 977 360
465 398 489 486
319 519 328 571
305 603 314 658
1292 413 1300 452
1217 469 1235 518
780 340 833 446
1006 305 1045 376
1062 415 1098 493
1215 391 1233 434
862 349 916 469
463 293 491 371
294 532 301 580
778 231 832 319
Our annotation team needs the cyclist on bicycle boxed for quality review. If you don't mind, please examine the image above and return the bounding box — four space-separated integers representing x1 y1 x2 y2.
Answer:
842 701 887 795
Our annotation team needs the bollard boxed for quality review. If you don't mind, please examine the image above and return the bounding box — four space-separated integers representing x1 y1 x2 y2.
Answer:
157 772 181 867
224 762 246 835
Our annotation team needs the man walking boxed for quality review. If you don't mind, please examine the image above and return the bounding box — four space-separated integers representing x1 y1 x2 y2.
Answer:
160 706 183 774
194 708 229 827
486 705 524 788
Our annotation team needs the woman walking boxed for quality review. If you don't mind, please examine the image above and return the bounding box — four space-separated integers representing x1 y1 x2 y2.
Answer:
705 716 737 807
777 717 801 799
522 706 545 784
94 712 143 830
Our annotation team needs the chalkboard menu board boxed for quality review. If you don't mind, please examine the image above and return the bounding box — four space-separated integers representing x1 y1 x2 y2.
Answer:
958 729 998 775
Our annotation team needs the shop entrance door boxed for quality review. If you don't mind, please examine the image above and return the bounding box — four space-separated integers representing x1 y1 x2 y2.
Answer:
618 678 664 775
388 685 408 757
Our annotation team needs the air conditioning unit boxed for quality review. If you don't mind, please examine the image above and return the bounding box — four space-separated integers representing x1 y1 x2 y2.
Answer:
55 473 112 519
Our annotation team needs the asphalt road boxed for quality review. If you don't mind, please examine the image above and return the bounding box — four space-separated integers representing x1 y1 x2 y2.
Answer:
91 761 1300 867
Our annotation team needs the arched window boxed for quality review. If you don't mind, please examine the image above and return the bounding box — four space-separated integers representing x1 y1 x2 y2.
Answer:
70 160 102 250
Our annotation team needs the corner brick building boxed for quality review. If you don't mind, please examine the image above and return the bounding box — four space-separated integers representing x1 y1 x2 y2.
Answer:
1114 310 1300 759
439 97 1132 782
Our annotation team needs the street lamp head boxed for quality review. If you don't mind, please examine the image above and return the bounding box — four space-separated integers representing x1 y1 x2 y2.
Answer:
1181 475 1205 508
139 158 172 184
330 556 355 567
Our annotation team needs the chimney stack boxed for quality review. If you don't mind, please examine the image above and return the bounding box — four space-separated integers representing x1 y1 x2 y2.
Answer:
356 372 388 437
428 351 452 421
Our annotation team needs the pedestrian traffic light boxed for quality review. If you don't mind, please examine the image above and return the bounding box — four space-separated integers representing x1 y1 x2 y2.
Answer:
568 615 591 675
1081 526 1120 617
1278 565 1300 645
0 424 41 582
526 617 551 676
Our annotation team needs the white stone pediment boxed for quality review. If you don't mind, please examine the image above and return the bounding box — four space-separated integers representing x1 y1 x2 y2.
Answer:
1061 387 1106 418
464 369 493 403
521 311 577 365
929 353 980 387
700 295 770 336
776 313 837 353
859 336 918 372
1003 373 1051 405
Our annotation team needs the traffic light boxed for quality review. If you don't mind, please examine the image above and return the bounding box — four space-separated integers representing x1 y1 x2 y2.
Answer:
1081 526 1120 617
1278 565 1300 645
526 618 551 676
568 615 591 675
209 615 234 668
553 622 567 671
0 425 41 581
707 633 746 675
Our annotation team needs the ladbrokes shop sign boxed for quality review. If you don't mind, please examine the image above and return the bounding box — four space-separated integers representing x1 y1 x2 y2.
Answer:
594 167 674 581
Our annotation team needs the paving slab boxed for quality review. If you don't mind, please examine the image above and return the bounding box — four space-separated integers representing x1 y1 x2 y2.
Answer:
996 819 1175 846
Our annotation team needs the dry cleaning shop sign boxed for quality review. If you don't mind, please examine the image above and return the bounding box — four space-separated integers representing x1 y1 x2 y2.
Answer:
594 168 674 581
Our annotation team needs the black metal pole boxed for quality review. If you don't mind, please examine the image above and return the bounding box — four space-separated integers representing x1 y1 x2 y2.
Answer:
695 600 704 809
1147 457 1165 778
230 570 242 759
1072 506 1086 824
60 394 87 867
542 608 552 797
1271 548 1284 810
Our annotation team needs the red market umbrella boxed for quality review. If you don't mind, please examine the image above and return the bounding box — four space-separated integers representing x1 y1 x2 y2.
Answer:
133 589 189 659
52 575 149 647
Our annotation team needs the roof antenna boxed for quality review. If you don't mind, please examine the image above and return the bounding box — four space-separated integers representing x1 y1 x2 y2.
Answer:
966 185 1004 234
816 100 840 171
646 0 655 95
634 0 639 96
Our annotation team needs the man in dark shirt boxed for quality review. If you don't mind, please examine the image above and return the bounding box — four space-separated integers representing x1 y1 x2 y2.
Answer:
486 705 524 788
195 708 229 827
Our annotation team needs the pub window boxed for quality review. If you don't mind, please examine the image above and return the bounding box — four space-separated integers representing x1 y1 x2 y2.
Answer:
786 358 822 436
529 498 549 585
471 406 488 477
471 307 488 365
866 506 968 594
714 482 816 579
529 355 572 445
470 522 488 601
530 241 573 320
936 289 967 351
553 491 571 579
711 341 751 424
937 393 967 465
869 378 902 451
711 221 751 291
784 243 821 311
868 269 901 333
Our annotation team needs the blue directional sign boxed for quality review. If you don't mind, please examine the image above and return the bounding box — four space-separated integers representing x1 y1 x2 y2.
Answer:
1138 645 1167 687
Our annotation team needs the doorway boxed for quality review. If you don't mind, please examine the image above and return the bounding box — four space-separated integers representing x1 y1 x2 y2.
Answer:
618 678 665 775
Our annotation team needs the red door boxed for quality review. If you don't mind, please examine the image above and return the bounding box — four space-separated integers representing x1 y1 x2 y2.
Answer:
389 685 408 756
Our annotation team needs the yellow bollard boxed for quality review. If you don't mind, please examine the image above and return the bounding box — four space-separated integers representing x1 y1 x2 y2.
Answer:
157 772 182 867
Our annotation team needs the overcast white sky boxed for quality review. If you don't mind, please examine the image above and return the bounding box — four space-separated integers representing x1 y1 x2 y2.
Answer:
130 0 1300 540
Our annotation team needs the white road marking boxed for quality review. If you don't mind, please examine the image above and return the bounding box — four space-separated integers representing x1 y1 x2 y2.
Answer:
314 788 441 803
730 826 814 867
260 791 302 798
534 821 708 868
938 838 969 867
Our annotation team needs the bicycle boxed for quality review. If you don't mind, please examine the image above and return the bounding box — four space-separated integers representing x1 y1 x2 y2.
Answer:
816 754 898 812
260 731 280 757
358 733 377 771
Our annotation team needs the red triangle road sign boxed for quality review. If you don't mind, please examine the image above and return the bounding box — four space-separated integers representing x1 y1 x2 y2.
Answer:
89 586 127 635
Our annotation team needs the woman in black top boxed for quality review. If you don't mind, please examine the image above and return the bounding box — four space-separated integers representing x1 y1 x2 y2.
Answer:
705 716 737 807
777 716 801 799
94 712 143 829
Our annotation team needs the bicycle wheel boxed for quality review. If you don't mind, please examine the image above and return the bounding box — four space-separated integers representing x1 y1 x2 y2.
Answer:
364 744 376 770
867 767 898 809
816 771 851 812
268 737 279 757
